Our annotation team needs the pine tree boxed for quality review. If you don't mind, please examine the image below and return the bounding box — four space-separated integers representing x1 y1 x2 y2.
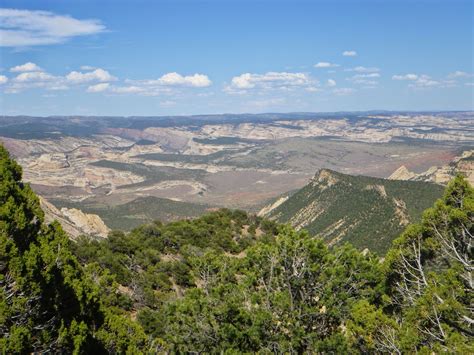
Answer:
0 145 148 353
350 175 474 353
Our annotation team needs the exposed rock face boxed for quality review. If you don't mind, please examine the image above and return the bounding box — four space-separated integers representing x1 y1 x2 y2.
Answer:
60 208 110 238
388 150 474 185
257 196 289 217
388 165 417 180
40 197 109 239
310 169 339 190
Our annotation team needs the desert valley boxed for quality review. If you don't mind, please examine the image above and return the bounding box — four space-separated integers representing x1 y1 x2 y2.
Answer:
1 111 472 237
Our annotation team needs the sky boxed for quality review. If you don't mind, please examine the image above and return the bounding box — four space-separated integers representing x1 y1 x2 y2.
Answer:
0 0 473 116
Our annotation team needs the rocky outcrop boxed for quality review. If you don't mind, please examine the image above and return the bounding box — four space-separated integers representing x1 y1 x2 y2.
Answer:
310 169 339 190
388 150 474 185
40 197 109 239
60 208 110 238
388 165 417 180
257 196 289 217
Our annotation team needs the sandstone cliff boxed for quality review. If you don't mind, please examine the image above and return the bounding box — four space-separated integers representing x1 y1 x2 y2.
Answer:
388 150 474 185
40 197 110 239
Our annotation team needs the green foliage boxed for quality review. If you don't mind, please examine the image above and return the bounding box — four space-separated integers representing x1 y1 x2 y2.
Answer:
1 144 472 353
74 209 279 310
350 175 474 353
0 145 148 353
152 227 382 352
268 169 444 254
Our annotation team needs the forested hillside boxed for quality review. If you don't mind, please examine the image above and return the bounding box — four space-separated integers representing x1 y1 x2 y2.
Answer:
1 144 472 353
0 145 146 353
262 169 444 254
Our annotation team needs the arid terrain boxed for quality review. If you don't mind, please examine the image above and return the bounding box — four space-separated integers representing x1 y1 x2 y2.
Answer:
1 111 472 232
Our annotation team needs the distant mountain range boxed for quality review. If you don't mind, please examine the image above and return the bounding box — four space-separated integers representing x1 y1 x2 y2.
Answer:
388 149 473 185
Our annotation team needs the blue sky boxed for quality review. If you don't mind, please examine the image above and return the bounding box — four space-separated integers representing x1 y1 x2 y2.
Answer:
0 0 472 116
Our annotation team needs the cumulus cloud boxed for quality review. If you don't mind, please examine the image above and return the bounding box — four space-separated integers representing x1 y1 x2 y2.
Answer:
225 72 315 94
156 72 211 87
85 72 212 96
10 62 42 72
3 64 119 93
392 74 418 80
352 73 380 79
393 72 461 89
409 75 439 88
129 72 212 88
392 73 440 88
66 68 117 83
0 8 105 47
0 75 8 84
314 62 339 68
6 71 62 93
342 50 357 57
13 71 57 82
347 66 380 73
86 83 110 93
327 79 336 87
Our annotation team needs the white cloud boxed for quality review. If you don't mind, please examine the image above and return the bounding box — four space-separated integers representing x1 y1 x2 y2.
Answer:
347 66 380 73
6 72 64 92
10 62 42 72
314 62 339 68
13 71 57 82
130 72 212 88
392 74 418 80
4 64 212 95
5 64 118 93
342 50 357 57
119 72 212 96
409 75 439 88
227 72 313 92
327 79 336 87
0 8 105 47
86 72 212 96
86 83 109 93
0 75 8 84
156 72 211 87
392 73 441 88
352 73 380 79
66 68 117 83
447 71 470 79
333 87 354 95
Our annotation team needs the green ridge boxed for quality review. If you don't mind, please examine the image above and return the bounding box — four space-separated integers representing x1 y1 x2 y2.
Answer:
266 169 444 253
